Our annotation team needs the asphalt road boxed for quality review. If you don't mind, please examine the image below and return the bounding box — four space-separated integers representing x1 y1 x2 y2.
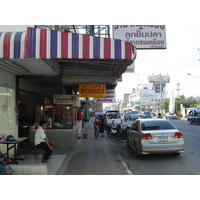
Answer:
109 118 200 175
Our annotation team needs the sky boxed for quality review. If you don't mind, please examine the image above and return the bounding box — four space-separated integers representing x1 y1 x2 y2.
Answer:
115 25 200 100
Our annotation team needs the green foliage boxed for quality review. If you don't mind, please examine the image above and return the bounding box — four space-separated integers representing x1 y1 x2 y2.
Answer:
175 95 199 117
160 95 200 117
160 98 170 112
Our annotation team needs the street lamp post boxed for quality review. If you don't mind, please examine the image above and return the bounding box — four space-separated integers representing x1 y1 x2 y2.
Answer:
188 73 200 79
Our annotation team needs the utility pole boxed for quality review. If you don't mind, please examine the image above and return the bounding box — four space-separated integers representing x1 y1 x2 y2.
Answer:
176 83 180 98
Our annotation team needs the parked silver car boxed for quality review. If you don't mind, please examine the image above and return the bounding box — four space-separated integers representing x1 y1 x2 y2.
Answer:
165 112 178 119
126 119 184 157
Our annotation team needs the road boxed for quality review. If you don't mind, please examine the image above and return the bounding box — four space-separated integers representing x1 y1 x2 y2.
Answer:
109 118 200 175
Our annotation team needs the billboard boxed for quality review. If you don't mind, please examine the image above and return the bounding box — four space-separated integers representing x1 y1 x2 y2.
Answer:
148 75 170 83
79 84 106 97
113 25 166 49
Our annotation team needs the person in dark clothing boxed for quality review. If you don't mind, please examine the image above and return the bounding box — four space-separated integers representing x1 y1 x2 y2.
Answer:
99 115 105 137
93 117 101 139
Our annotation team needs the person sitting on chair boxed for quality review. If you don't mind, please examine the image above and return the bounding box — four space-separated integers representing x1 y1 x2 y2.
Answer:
34 120 53 163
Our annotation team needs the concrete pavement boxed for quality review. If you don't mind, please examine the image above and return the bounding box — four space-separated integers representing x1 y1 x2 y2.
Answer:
56 118 129 175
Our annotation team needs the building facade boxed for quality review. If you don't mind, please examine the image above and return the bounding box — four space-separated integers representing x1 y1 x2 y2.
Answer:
129 83 167 112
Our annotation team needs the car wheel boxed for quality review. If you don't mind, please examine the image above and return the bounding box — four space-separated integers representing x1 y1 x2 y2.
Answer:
134 143 140 158
113 133 120 141
126 138 129 147
189 120 193 124
173 153 180 156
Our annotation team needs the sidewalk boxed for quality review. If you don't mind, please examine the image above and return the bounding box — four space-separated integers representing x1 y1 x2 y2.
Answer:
16 118 129 175
56 118 129 175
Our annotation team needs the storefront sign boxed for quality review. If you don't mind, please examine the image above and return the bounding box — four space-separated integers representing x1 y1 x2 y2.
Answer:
79 84 106 97
53 95 79 107
93 89 115 103
113 25 166 49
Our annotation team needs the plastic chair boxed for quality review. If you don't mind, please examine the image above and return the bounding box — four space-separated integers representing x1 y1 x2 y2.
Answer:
34 146 44 163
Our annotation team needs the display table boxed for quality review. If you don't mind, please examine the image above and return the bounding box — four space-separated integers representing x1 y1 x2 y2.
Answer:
0 137 28 160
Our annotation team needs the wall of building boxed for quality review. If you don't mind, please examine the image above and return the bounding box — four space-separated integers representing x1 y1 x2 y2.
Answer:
129 83 167 111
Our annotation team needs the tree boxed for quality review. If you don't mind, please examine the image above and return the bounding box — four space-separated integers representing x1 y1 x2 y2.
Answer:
175 95 199 117
160 98 170 113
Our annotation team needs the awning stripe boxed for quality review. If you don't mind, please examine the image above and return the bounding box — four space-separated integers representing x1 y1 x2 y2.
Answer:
83 34 90 59
114 39 121 59
93 36 100 59
61 31 68 58
0 27 135 60
40 28 47 58
3 32 12 58
104 38 111 59
14 32 22 58
50 30 57 58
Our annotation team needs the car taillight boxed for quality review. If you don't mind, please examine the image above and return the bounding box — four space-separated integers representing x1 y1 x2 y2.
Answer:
142 133 152 140
174 132 183 138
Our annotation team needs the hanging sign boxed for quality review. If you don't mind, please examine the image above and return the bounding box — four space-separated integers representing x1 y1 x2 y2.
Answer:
93 89 115 103
53 94 79 107
79 84 106 98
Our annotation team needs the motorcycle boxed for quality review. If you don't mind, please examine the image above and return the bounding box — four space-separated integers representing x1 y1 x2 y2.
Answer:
106 121 117 139
124 115 128 121
113 123 129 141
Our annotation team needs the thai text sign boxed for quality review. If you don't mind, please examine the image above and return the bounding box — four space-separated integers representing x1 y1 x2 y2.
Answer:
113 25 166 49
148 75 170 83
93 89 115 103
53 94 79 107
79 84 106 97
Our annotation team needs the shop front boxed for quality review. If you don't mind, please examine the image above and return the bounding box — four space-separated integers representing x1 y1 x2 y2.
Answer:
28 94 81 152
0 26 136 153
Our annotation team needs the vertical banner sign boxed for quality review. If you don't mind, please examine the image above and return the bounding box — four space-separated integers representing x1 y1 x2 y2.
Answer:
79 84 106 97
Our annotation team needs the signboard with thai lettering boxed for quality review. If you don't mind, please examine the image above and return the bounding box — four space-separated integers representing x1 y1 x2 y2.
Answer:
93 89 115 103
53 94 79 107
113 25 166 49
148 75 170 83
79 84 106 98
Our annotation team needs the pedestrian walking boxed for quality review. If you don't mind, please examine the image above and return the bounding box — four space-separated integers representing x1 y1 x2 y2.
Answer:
99 115 105 137
93 117 101 139
157 113 163 118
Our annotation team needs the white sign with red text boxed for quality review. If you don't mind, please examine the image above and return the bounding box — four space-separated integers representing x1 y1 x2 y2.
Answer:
93 90 115 103
53 94 80 107
148 75 170 83
113 25 166 49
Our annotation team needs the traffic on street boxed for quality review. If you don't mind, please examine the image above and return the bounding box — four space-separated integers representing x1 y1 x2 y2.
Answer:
109 117 200 175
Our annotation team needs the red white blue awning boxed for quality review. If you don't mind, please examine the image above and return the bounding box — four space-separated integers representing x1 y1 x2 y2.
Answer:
0 27 135 60
0 31 26 59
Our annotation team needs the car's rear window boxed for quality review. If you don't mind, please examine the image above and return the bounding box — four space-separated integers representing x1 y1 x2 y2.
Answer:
141 121 176 130
130 111 138 114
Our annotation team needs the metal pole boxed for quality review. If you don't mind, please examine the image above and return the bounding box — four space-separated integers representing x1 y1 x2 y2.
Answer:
159 74 162 114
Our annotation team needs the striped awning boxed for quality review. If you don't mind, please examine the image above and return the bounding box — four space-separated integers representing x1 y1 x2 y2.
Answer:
0 27 135 60
0 31 26 59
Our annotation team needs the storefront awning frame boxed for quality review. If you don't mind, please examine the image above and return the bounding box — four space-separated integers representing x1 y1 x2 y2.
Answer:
0 27 136 86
